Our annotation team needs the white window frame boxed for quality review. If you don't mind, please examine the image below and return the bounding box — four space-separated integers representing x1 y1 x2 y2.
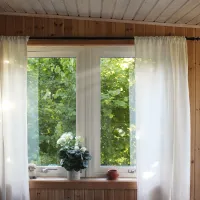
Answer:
86 46 136 178
28 46 86 177
27 46 136 178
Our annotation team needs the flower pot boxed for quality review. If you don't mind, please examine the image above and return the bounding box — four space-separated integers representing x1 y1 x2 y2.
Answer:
67 170 80 180
107 169 119 180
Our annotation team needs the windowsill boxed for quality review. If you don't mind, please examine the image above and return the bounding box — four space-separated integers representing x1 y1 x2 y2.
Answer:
29 177 137 189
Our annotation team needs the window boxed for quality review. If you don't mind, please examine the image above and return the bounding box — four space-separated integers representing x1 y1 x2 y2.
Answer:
27 46 135 177
27 57 76 166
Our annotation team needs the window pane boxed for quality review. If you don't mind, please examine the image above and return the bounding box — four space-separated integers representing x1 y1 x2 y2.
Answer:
100 58 135 166
27 58 76 166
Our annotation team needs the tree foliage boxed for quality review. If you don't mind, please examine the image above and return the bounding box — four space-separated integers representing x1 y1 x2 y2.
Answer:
27 57 135 166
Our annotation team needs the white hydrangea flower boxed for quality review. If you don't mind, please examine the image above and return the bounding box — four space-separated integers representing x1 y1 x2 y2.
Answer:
75 136 81 141
57 137 66 146
74 146 79 150
60 138 67 146
68 132 73 136
69 135 73 140
80 147 87 152
57 138 62 144
61 133 68 138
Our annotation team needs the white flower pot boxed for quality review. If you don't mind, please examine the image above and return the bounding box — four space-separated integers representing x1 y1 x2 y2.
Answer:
67 170 80 180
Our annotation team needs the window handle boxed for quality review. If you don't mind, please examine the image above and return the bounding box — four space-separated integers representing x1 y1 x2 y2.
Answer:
128 169 136 173
41 168 58 173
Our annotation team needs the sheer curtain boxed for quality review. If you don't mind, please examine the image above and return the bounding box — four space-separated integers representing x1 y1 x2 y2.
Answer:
0 37 29 200
135 37 190 200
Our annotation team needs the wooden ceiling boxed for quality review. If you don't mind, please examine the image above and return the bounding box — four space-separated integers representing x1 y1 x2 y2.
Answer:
1 0 200 26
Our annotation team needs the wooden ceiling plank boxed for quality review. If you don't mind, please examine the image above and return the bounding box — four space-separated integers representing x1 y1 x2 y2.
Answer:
167 0 200 23
76 0 89 17
101 0 117 19
24 0 45 14
90 0 102 17
14 0 36 13
145 0 173 22
123 0 144 20
51 0 68 15
112 0 131 20
177 3 200 24
38 0 57 15
0 6 4 12
5 0 26 12
64 0 78 16
187 14 200 25
134 0 159 21
156 0 188 23
0 1 14 12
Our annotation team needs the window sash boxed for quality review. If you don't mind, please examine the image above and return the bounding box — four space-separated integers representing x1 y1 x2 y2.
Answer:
85 47 136 178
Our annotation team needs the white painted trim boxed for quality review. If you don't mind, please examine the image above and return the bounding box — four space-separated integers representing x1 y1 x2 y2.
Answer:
1 12 200 28
27 47 86 178
87 46 136 178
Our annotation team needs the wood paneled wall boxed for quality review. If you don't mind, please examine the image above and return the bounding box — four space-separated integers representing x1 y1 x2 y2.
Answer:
29 180 137 200
30 189 137 200
0 14 199 200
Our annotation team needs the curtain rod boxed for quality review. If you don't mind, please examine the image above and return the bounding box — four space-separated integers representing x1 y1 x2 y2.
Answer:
29 36 200 41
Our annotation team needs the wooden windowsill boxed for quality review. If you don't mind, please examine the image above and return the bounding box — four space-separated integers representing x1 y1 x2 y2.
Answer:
29 177 137 190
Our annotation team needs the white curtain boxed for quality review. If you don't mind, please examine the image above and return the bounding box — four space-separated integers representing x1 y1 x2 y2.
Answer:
135 37 190 200
0 37 29 200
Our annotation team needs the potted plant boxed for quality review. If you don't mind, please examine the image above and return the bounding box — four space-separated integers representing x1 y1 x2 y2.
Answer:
57 132 92 180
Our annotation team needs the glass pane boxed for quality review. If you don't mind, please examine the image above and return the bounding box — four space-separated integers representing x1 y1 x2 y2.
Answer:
27 58 76 166
100 58 135 166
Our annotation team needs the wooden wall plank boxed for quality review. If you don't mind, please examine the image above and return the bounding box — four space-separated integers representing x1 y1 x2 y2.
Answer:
75 190 84 200
155 25 165 36
34 17 45 37
195 55 200 200
94 190 104 200
125 24 134 37
30 189 37 200
165 26 175 36
47 189 64 200
104 190 114 200
115 23 125 37
145 25 155 36
64 19 73 36
0 15 6 35
84 190 94 200
24 17 34 36
14 16 24 35
78 20 85 37
6 16 15 35
125 190 136 200
135 24 145 36
71 19 79 37
64 190 75 200
105 22 114 37
35 189 47 200
195 28 200 200
54 18 64 36
44 18 64 37
186 28 196 200
114 190 124 200
175 27 186 36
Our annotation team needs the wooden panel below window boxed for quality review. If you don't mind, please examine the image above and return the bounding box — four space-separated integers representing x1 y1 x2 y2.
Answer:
29 179 137 200
30 189 137 200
